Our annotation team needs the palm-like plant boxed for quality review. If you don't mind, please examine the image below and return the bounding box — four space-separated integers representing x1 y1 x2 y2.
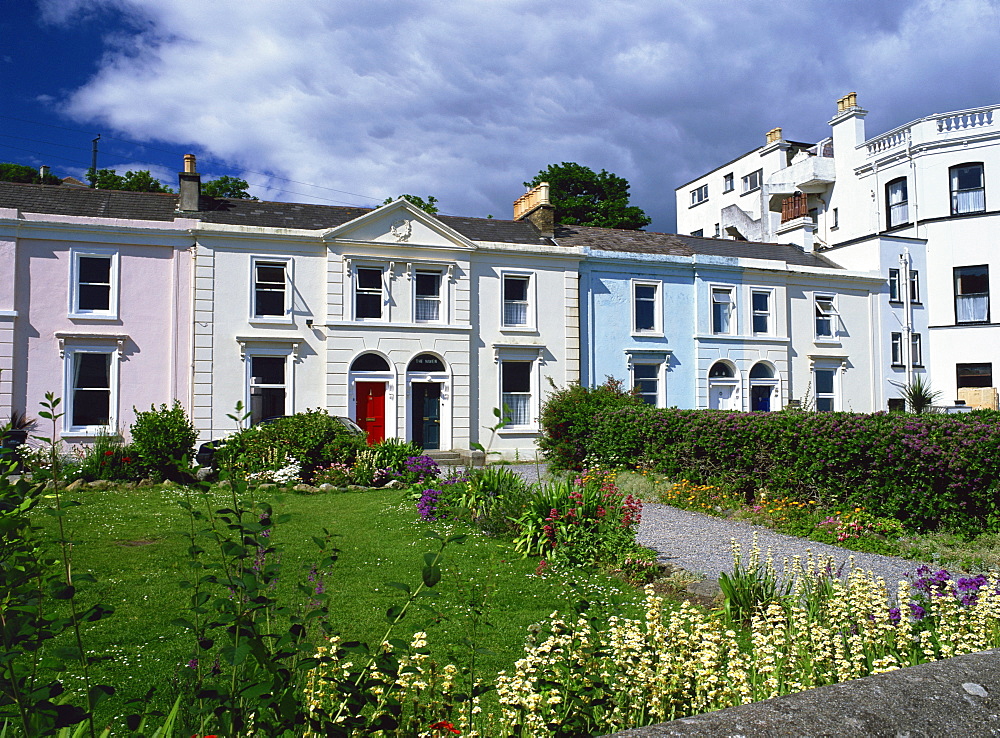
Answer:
900 374 942 414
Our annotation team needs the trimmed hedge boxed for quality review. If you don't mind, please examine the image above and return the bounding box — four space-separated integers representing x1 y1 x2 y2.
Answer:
536 378 645 471
539 395 1000 535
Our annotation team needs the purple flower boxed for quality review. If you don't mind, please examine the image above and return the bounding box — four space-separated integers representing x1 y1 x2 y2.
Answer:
417 488 445 521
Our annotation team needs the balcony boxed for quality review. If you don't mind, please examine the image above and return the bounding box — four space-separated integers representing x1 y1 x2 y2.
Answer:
780 193 809 223
766 156 836 204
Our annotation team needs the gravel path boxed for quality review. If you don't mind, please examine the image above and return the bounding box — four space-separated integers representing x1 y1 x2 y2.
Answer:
502 463 927 588
637 501 928 587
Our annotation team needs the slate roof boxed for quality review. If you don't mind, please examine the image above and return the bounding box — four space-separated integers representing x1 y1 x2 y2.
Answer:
554 224 841 269
0 181 547 245
0 181 840 264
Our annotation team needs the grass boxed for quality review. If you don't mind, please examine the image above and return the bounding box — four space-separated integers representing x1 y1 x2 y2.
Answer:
32 482 647 729
616 469 1000 573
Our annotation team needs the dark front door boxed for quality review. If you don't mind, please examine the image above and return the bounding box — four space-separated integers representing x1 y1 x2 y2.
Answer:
751 385 771 412
355 382 386 445
411 383 441 450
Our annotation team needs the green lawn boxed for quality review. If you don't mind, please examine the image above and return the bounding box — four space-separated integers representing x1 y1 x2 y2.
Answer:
32 483 645 728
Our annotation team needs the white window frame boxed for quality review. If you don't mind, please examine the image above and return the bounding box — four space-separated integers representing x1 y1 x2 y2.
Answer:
723 173 734 193
498 357 536 429
353 265 386 321
250 256 292 323
500 271 535 331
891 332 904 366
711 286 735 335
632 280 661 335
690 184 708 206
911 333 923 367
630 362 663 407
63 347 119 436
69 247 119 320
750 288 772 335
742 169 763 194
888 268 901 302
814 366 839 412
412 267 446 324
909 270 920 304
814 293 840 340
245 350 293 425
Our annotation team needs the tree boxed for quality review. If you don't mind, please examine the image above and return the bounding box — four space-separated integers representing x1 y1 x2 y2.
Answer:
202 175 257 200
382 194 439 214
0 162 61 185
87 168 173 193
525 162 651 230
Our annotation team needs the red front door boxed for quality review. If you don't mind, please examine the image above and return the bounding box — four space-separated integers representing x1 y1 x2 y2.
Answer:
356 382 386 445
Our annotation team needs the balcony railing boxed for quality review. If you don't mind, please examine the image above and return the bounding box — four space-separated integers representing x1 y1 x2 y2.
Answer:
937 109 994 133
780 192 809 223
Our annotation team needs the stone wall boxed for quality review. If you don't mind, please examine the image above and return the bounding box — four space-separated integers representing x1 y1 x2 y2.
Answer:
606 648 1000 737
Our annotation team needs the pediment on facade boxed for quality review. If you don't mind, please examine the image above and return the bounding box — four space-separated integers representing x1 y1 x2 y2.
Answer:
322 199 476 250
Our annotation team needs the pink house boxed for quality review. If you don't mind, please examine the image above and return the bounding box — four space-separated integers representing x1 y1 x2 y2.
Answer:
0 183 194 446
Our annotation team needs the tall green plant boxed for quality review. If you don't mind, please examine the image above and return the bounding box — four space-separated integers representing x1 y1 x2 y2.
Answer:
0 451 115 736
900 374 942 414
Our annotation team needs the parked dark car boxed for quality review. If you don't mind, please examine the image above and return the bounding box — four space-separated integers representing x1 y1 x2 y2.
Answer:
195 415 365 468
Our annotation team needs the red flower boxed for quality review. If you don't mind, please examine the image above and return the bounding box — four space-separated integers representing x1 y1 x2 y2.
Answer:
429 721 460 735
104 451 114 456
122 457 131 462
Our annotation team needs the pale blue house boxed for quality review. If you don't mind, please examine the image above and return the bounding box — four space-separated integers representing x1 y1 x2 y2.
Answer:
558 227 883 413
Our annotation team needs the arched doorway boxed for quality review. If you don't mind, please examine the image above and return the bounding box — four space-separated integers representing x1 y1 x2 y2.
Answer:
708 362 739 410
749 362 778 412
406 353 449 450
350 353 393 444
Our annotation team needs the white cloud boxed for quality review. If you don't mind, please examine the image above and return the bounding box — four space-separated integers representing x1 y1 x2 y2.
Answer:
42 0 1000 229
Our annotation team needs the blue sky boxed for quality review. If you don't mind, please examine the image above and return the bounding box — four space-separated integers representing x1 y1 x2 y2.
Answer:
4 0 1000 232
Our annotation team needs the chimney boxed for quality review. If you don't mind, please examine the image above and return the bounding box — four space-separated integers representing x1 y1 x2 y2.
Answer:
765 127 783 144
39 165 50 180
513 182 555 238
178 154 201 211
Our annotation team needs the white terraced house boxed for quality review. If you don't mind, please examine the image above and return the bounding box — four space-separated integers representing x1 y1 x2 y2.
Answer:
676 94 1000 411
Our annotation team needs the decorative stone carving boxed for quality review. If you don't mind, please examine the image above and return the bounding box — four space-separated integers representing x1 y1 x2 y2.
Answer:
390 219 412 242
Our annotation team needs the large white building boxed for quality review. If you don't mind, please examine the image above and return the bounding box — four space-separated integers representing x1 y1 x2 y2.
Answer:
676 95 1000 409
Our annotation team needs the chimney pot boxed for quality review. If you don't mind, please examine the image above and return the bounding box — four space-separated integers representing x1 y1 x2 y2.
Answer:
514 182 555 239
765 127 783 144
184 154 197 173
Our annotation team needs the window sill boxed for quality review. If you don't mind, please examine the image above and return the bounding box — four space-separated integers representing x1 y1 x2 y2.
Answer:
62 428 114 439
740 186 761 197
814 338 842 346
631 330 664 338
249 317 294 326
499 326 539 334
688 199 708 209
497 426 538 436
723 187 734 195
69 313 119 322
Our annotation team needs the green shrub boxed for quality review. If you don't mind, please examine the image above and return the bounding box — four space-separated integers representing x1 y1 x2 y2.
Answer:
537 378 644 470
77 432 142 482
130 401 197 481
216 410 366 482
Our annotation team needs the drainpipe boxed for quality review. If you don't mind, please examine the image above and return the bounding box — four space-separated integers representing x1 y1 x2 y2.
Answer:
900 248 913 388
908 131 919 239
